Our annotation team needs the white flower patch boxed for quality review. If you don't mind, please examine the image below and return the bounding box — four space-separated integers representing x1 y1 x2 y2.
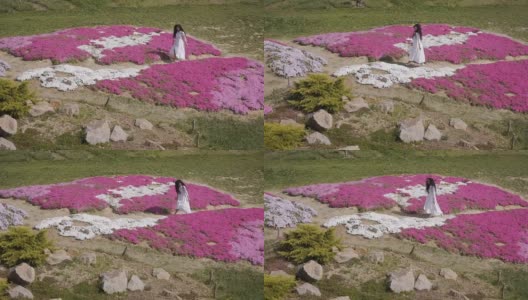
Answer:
333 62 460 88
323 212 453 239
17 64 144 91
96 181 174 209
384 181 468 207
394 31 479 51
35 213 164 240
78 31 160 59
264 40 328 78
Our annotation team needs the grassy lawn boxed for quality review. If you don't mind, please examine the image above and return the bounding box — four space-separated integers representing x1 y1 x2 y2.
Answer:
0 150 264 204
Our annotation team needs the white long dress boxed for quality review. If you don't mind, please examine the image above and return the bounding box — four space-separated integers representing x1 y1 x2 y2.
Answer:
423 186 443 216
177 186 191 214
409 33 425 64
170 31 186 60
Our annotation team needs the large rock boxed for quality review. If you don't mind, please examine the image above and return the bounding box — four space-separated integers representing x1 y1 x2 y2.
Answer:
0 137 16 150
29 102 54 117
399 117 424 143
135 118 153 130
127 275 145 291
367 250 384 264
79 252 97 265
296 260 323 282
0 114 17 135
8 263 35 285
334 248 359 263
440 268 457 280
101 269 128 294
85 120 110 145
296 283 321 297
388 268 415 293
379 100 394 114
110 125 128 142
307 109 333 131
306 132 331 145
7 285 33 299
152 268 170 280
449 118 467 130
344 97 369 113
59 103 80 117
46 249 72 265
424 124 442 141
414 274 432 291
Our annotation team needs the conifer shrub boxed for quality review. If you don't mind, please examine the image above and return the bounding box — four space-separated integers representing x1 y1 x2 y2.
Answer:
0 227 53 267
288 73 349 113
264 123 305 150
264 274 296 300
0 79 33 118
277 224 341 264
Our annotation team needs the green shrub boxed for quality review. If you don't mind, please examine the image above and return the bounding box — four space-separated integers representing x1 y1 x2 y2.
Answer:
0 227 53 267
278 224 341 264
288 73 349 113
0 79 33 118
264 123 305 150
0 278 8 298
264 274 296 300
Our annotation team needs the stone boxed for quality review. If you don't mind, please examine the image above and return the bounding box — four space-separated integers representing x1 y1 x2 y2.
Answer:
296 283 321 297
440 268 457 280
306 132 331 145
7 285 33 299
399 117 424 143
330 297 351 300
29 101 54 117
79 252 97 265
85 120 110 145
378 100 394 114
101 269 128 294
270 270 290 277
8 263 35 285
388 268 415 293
0 137 16 150
0 114 17 135
449 289 470 300
46 249 72 265
127 275 145 291
414 274 432 291
135 118 153 130
296 260 323 282
152 268 170 280
341 95 349 101
424 124 442 141
110 125 128 142
334 248 360 263
344 97 369 113
25 100 33 106
449 118 467 130
307 109 333 131
49 99 61 109
279 119 301 126
367 250 384 264
59 103 80 116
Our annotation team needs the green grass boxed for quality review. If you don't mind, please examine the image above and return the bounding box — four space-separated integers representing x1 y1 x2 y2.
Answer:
264 150 528 198
193 266 263 300
0 150 263 204
477 268 528 300
30 277 126 300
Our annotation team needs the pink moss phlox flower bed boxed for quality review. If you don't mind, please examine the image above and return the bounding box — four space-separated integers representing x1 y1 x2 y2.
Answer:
294 24 528 63
95 57 264 114
0 25 221 64
410 60 528 112
400 208 528 263
0 175 240 214
113 208 264 265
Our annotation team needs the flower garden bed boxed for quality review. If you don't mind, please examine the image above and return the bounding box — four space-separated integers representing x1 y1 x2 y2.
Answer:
0 175 240 214
264 193 317 228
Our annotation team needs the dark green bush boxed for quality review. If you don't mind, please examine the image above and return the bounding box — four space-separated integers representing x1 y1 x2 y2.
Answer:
278 224 341 264
0 227 53 267
264 123 305 150
0 79 33 118
288 73 349 113
264 274 296 300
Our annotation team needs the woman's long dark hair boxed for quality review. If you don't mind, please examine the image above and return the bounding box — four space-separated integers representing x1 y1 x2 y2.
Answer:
173 24 184 38
175 180 186 193
413 23 423 40
426 177 436 193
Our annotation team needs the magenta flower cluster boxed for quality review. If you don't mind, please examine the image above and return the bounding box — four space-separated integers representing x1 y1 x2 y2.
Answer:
0 25 221 64
411 59 528 112
95 57 264 114
401 208 528 263
0 175 240 214
113 208 264 265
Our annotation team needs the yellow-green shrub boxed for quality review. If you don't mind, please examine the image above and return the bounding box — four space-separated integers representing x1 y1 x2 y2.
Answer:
288 73 349 113
278 224 341 264
264 274 296 300
264 123 305 150
0 79 33 118
0 227 53 267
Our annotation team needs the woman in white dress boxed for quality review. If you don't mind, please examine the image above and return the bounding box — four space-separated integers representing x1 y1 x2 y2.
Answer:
170 24 188 61
174 180 191 214
424 177 443 216
409 23 425 65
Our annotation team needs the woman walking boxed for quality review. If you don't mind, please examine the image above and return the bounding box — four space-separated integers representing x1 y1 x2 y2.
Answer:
409 23 425 65
423 177 443 216
170 24 188 61
174 180 191 214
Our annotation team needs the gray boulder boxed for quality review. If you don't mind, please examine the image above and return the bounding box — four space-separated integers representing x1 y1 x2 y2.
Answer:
307 109 333 131
101 269 128 294
127 275 145 291
0 115 17 135
424 124 442 141
296 260 323 282
367 250 384 264
334 248 359 263
8 263 35 285
344 97 369 113
306 132 331 145
399 117 424 143
110 125 128 142
414 274 432 291
29 102 54 117
85 120 110 145
378 100 394 114
449 118 467 131
46 249 72 265
388 268 415 293
296 283 321 297
7 285 33 299
135 118 153 130
59 103 80 117
152 268 170 280
440 268 457 280
0 137 16 150
79 252 97 265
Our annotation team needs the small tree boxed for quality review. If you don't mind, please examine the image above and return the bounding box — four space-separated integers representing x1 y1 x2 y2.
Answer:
264 123 305 150
288 73 350 113
278 224 341 264
264 274 296 300
0 79 33 118
0 227 53 267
